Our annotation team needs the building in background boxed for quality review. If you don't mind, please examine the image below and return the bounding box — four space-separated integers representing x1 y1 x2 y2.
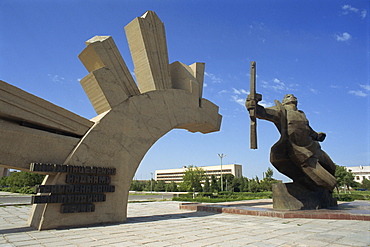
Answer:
346 165 370 183
155 164 242 183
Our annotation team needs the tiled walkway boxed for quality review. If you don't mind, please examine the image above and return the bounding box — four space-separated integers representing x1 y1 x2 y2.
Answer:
0 200 369 246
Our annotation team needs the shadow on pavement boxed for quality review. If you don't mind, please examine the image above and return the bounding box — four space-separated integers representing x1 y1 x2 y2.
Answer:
0 211 216 234
0 226 35 234
126 210 216 224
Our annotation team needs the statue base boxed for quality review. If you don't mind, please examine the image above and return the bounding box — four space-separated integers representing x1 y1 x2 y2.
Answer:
272 182 337 210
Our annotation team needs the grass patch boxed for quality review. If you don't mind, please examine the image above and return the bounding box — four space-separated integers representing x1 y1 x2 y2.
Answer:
128 200 156 203
129 193 160 196
173 191 272 203
333 191 370 201
173 191 370 203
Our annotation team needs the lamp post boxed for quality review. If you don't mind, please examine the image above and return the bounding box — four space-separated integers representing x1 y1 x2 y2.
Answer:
150 172 153 193
218 153 226 191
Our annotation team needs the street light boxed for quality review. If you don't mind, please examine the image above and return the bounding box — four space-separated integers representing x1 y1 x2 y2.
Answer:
150 172 153 193
218 153 226 191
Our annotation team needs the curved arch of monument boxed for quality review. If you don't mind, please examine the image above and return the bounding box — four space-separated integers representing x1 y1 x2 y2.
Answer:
0 11 221 230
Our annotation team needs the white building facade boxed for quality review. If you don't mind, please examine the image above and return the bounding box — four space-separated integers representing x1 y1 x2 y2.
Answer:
345 165 370 183
155 164 242 183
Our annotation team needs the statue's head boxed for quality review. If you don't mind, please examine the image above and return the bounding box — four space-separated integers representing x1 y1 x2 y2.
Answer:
282 94 297 106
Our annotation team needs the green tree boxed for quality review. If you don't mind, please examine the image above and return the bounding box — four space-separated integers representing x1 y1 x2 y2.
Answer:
335 165 357 192
239 177 249 192
264 167 274 181
360 178 370 190
3 171 45 187
260 167 277 191
231 177 242 192
259 180 272 191
0 176 8 187
130 180 145 191
203 176 211 192
144 179 156 192
181 166 205 193
165 181 178 192
223 174 235 191
154 180 166 192
248 176 261 192
210 175 219 192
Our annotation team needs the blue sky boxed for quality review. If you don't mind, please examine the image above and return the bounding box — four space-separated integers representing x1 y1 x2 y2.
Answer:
1 1 369 181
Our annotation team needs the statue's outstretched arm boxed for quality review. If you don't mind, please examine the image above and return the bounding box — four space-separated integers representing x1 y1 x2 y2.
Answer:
308 125 326 142
255 105 279 124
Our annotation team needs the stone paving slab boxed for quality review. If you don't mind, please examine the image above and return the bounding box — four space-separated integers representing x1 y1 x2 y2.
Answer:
180 199 370 221
0 201 369 246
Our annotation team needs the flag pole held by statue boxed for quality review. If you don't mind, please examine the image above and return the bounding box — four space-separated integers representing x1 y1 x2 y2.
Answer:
247 61 261 149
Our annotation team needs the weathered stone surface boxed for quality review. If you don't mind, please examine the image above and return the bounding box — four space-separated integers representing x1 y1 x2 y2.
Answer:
190 62 206 100
0 120 80 170
0 11 222 230
28 89 221 230
125 11 171 93
246 90 337 209
80 36 139 97
78 36 140 114
0 81 92 170
0 167 8 177
273 182 337 210
80 67 126 114
0 80 93 136
170 61 201 98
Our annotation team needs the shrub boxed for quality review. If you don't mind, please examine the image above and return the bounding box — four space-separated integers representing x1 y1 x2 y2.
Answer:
0 186 36 194
333 191 370 201
172 191 272 203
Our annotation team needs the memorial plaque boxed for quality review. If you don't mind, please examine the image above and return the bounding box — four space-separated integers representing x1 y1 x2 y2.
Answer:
65 174 111 184
30 163 116 175
36 185 115 194
31 163 115 213
32 194 106 204
61 203 95 213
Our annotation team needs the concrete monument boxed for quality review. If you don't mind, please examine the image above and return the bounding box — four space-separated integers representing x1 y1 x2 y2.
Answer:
0 11 221 229
0 167 9 177
246 62 337 210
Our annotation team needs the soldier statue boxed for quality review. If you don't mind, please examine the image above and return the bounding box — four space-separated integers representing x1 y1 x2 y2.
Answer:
246 94 337 192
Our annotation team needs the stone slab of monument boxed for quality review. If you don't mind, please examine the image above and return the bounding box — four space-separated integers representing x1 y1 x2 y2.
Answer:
0 11 222 230
246 62 337 210
0 167 9 177
273 183 337 210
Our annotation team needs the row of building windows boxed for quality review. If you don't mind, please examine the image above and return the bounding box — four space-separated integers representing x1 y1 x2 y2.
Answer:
156 170 233 179
155 165 241 183
355 175 370 181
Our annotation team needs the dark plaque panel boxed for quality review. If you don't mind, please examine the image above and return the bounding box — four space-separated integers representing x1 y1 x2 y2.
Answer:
36 185 115 194
32 194 106 204
30 162 116 213
30 163 116 175
61 203 95 213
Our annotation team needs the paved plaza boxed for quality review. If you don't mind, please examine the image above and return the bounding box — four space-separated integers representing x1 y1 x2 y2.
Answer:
0 200 369 247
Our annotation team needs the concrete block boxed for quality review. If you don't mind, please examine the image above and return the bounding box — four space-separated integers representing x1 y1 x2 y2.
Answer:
273 182 337 210
125 11 171 93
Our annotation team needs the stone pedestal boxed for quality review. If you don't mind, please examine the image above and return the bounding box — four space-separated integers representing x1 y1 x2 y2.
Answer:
272 182 337 210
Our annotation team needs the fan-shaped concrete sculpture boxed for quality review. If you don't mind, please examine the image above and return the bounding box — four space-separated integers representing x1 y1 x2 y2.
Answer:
0 11 221 230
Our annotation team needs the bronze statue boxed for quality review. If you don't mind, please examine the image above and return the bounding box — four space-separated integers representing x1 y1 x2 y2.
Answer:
246 93 337 192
